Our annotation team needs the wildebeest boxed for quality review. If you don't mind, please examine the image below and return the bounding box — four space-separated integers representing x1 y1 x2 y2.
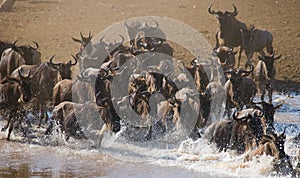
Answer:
0 47 25 81
72 32 93 51
241 25 274 66
52 75 96 107
52 64 103 108
186 58 211 93
208 4 247 67
75 34 127 71
204 110 264 153
129 71 178 101
244 129 295 176
0 70 32 140
244 129 286 161
229 110 264 153
252 101 284 134
45 101 121 145
254 53 281 102
0 40 41 65
204 118 234 152
0 40 41 81
224 65 257 112
124 21 173 57
12 55 77 127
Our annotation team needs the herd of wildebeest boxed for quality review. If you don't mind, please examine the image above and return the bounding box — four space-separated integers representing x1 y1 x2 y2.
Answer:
0 4 299 176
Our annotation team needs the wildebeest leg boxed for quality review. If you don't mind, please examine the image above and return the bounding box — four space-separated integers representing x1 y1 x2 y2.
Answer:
214 31 220 50
258 50 266 60
260 84 266 102
97 124 109 147
38 103 43 127
38 101 48 127
237 46 244 68
6 112 16 141
1 111 11 131
245 51 254 67
144 126 153 141
266 43 273 55
44 119 54 135
267 84 273 102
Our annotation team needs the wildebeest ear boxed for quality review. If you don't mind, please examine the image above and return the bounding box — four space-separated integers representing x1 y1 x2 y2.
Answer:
72 37 83 44
274 54 282 60
274 102 284 110
232 51 238 55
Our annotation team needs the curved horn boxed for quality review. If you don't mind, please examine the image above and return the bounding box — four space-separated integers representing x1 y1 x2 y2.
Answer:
70 55 78 66
13 40 18 47
118 34 125 44
232 111 238 120
80 32 84 40
124 21 130 29
18 69 24 79
12 40 19 51
72 37 83 44
88 31 92 38
254 110 264 117
274 102 284 110
227 4 238 16
208 5 218 15
238 65 254 75
100 36 105 44
152 20 159 29
99 68 109 77
32 41 39 49
49 55 57 65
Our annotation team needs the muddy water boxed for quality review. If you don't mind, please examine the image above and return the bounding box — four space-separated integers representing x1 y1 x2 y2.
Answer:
0 141 207 178
0 92 299 178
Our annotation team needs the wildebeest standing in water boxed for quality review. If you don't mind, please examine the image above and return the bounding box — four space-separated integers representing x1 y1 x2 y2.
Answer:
0 70 32 140
12 55 77 127
254 53 281 102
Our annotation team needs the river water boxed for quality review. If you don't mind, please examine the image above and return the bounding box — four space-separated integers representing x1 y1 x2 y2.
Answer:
0 92 299 178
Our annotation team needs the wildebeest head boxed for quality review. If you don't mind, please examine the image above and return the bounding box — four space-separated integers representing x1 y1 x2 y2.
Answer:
17 69 33 103
1 69 33 104
273 128 287 159
99 35 125 59
253 101 283 132
48 55 77 79
208 4 238 38
214 46 237 70
225 65 254 85
258 53 281 78
260 128 286 159
124 21 165 53
10 40 41 65
72 31 93 50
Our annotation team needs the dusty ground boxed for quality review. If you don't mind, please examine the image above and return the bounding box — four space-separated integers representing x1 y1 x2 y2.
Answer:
0 0 299 91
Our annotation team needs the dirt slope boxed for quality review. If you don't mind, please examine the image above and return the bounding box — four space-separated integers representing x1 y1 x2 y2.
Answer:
0 0 299 90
